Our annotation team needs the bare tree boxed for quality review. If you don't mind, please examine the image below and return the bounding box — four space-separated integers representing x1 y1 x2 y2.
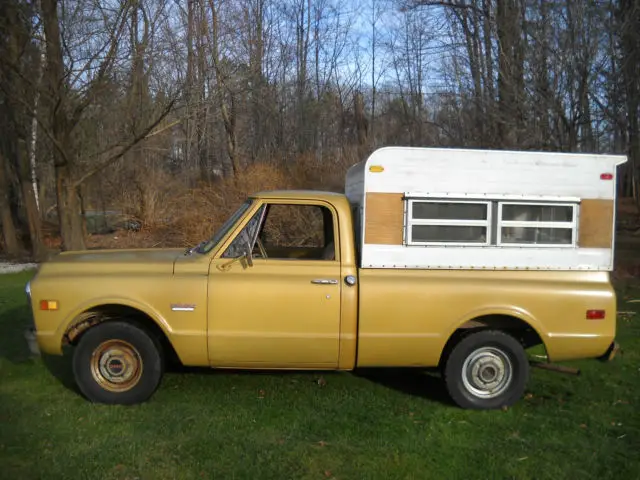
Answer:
1 0 45 258
40 0 176 250
618 0 640 205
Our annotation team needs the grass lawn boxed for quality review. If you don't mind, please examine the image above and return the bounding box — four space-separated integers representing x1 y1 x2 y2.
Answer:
1 271 639 480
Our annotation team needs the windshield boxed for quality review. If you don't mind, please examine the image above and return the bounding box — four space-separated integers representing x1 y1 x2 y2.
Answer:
197 200 253 254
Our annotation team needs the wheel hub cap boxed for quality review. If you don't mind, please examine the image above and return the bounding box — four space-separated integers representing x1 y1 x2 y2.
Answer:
461 347 513 399
91 340 143 392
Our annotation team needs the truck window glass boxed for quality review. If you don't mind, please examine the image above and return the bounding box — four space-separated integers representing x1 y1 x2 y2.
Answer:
412 202 488 221
498 202 576 246
200 200 252 254
221 205 266 258
258 204 335 260
407 200 491 245
412 225 487 243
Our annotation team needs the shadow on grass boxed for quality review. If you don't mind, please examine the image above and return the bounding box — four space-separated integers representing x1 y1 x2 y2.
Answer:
354 367 454 406
0 304 82 397
167 363 326 378
42 348 82 396
0 306 37 364
167 363 454 406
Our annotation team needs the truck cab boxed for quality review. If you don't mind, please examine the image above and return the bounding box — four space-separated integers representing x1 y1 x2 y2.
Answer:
202 191 359 370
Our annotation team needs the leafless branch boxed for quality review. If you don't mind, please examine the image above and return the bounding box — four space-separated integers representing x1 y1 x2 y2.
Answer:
73 99 176 188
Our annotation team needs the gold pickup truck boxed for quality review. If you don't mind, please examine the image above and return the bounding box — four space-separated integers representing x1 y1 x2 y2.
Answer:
26 147 624 409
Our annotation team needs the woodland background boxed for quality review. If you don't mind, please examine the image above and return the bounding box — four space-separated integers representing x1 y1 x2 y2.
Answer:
1 0 639 259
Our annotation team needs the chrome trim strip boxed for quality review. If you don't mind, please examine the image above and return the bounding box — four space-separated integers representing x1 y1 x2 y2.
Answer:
311 279 339 285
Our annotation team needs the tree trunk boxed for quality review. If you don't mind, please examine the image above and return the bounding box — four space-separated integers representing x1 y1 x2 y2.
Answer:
354 91 368 148
370 0 376 142
482 0 495 101
458 8 484 144
29 10 46 214
197 0 209 179
221 96 239 176
496 0 523 148
56 163 85 250
17 140 46 259
185 0 196 173
42 0 85 250
295 0 311 152
3 0 42 257
208 0 239 176
533 0 551 148
0 152 21 256
249 0 265 161
619 0 640 206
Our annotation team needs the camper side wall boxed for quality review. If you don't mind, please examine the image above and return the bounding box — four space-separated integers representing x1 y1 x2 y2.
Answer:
358 147 624 271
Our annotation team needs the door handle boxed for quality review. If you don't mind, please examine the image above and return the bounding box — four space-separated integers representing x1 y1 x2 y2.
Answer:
311 279 338 285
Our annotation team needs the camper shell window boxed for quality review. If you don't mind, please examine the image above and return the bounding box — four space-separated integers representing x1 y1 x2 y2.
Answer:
405 198 578 248
497 202 577 247
406 200 491 246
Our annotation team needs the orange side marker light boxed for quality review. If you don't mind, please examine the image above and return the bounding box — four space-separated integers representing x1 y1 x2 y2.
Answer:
39 300 59 311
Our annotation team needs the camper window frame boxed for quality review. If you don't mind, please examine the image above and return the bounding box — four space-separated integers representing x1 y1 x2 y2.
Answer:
496 201 578 247
405 199 492 246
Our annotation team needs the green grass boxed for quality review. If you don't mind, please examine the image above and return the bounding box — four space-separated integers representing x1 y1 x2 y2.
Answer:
1 272 639 480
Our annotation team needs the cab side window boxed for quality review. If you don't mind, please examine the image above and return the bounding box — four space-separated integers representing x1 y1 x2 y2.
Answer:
258 204 336 260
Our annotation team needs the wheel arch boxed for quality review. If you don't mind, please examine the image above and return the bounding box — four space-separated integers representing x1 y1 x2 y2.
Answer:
438 309 549 368
61 302 181 366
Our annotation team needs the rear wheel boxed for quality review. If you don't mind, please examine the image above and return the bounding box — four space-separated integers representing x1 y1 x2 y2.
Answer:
72 322 164 404
443 330 529 410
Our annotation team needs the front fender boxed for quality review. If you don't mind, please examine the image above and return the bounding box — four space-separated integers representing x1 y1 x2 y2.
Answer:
56 296 174 341
33 296 173 357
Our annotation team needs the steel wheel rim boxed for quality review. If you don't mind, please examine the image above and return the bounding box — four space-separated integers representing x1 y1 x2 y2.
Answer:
461 346 513 399
90 339 143 392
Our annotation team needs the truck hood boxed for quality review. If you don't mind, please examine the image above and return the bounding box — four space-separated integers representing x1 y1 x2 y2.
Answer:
39 248 184 276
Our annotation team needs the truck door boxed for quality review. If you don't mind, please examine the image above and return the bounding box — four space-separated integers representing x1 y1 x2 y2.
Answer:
207 201 342 368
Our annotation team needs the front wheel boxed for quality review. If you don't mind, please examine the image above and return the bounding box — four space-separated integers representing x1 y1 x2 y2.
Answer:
443 330 529 410
72 322 164 405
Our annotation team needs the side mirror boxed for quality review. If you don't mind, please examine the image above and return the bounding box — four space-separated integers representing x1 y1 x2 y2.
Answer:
217 243 254 272
244 243 253 267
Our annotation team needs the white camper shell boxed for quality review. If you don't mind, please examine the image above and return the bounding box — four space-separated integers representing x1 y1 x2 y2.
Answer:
345 147 627 271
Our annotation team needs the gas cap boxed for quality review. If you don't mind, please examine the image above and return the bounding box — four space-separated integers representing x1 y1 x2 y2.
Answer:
344 275 357 286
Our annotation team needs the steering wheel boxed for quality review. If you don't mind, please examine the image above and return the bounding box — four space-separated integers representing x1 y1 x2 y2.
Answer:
255 237 268 259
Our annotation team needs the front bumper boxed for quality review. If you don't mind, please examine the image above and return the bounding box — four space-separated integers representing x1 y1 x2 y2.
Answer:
24 280 40 356
24 327 40 356
597 341 620 362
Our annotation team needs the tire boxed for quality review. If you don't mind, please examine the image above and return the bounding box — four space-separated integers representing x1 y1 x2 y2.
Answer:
72 321 164 405
443 330 529 410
